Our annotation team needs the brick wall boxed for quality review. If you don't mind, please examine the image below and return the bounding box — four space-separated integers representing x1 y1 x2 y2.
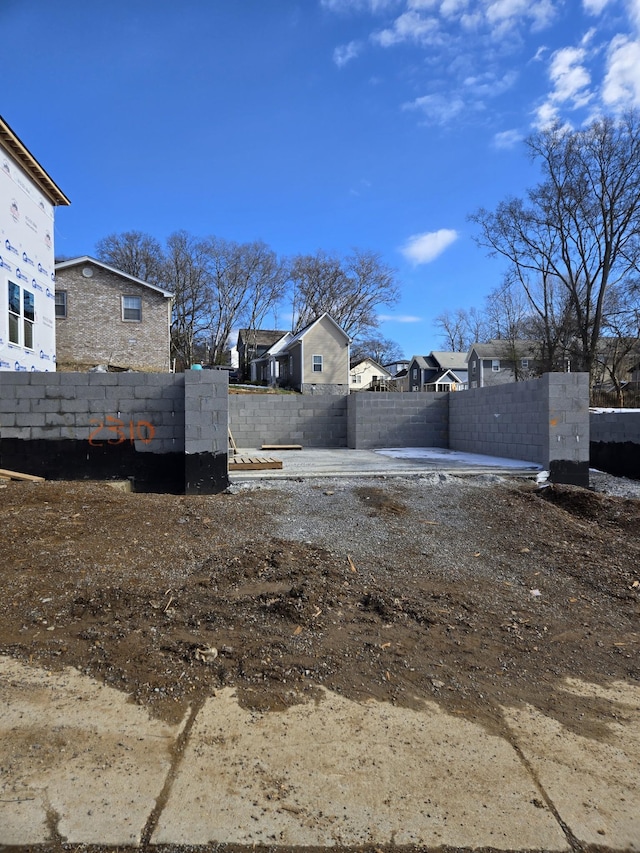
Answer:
55 262 171 372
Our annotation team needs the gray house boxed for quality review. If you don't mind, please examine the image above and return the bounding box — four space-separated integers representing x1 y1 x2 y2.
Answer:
55 257 173 372
407 351 468 392
466 340 540 388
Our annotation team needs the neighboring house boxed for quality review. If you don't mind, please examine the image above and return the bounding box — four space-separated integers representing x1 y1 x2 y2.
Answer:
407 351 468 392
0 115 70 372
251 313 351 394
466 340 540 388
350 357 392 391
54 257 173 372
237 328 287 380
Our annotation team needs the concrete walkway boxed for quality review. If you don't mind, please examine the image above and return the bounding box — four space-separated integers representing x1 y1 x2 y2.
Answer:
1 655 639 850
228 446 542 482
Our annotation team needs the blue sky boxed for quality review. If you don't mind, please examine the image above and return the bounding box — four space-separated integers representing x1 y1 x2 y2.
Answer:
3 0 640 357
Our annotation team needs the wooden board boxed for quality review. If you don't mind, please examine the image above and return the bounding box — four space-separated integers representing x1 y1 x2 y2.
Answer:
0 468 45 482
261 444 302 451
229 456 283 471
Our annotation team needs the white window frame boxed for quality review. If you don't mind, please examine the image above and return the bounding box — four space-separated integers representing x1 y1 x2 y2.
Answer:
55 290 67 319
312 354 323 373
8 280 35 349
122 295 142 322
491 359 500 372
521 358 529 369
352 373 362 384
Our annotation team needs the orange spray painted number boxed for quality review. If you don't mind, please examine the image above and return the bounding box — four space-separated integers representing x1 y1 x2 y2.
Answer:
89 416 155 446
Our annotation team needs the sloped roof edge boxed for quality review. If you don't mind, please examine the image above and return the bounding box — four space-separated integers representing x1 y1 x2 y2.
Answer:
55 256 173 298
0 115 70 206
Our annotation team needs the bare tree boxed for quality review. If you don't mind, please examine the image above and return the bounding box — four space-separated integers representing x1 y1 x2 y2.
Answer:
205 238 288 366
595 281 640 402
290 249 399 338
164 231 212 369
350 335 404 365
434 308 487 352
95 231 166 286
471 112 640 385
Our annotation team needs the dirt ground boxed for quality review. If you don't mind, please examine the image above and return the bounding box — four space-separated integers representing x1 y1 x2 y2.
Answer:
1 474 638 743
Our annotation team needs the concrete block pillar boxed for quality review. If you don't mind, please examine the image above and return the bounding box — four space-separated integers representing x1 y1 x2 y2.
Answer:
184 369 229 494
544 372 590 487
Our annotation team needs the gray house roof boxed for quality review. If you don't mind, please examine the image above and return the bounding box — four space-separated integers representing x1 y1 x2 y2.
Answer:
238 328 288 349
467 340 539 360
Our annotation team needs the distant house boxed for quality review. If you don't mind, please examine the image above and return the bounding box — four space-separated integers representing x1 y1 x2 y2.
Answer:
251 313 351 394
350 357 392 391
237 327 287 380
466 340 540 388
54 257 173 372
407 352 468 392
0 115 70 372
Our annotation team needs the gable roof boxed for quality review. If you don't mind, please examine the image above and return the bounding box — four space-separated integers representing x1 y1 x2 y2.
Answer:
430 351 468 371
287 313 351 347
425 368 466 386
0 115 70 207
238 328 288 349
467 339 539 360
350 357 391 376
55 256 173 298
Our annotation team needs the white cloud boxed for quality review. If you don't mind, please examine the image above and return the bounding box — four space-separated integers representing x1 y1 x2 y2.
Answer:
377 313 422 322
602 35 640 108
582 0 614 14
493 128 524 147
321 0 400 11
372 9 442 46
548 46 592 106
402 92 465 123
533 99 560 128
400 229 458 264
333 40 362 66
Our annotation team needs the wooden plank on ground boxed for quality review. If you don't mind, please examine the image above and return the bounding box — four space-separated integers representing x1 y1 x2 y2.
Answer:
261 444 303 450
229 456 283 471
0 468 45 482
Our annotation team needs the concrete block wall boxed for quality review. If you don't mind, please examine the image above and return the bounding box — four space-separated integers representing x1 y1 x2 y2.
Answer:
228 394 348 447
347 392 449 449
590 409 640 443
590 408 640 479
0 372 184 448
0 371 229 493
184 370 228 493
449 372 590 485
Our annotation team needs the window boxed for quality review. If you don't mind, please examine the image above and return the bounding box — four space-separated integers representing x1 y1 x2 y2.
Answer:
491 359 500 372
521 358 529 369
412 367 418 379
8 280 34 348
352 374 362 384
312 354 323 373
122 295 142 322
55 290 67 318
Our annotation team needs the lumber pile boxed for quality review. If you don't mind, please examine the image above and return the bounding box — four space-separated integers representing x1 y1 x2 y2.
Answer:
228 456 283 471
0 468 45 483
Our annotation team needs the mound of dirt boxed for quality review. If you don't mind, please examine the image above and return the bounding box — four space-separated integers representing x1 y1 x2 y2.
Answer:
1 476 638 739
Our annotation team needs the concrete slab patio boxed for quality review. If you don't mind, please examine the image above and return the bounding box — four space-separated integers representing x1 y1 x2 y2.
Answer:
228 447 542 481
2 654 639 850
